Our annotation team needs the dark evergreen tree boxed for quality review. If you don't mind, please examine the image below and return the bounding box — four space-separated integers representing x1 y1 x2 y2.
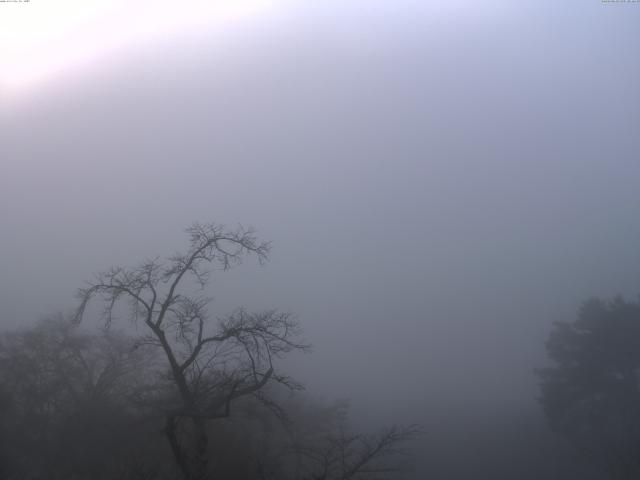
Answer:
538 297 640 479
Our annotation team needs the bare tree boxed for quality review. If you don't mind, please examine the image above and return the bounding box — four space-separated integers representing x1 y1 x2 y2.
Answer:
302 425 422 480
74 223 310 480
0 315 152 416
248 397 422 480
0 316 158 480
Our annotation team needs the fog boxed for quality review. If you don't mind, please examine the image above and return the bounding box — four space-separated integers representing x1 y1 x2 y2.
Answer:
2 1 640 478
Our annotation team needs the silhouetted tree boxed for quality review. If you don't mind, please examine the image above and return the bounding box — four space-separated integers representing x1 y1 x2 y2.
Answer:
537 296 640 479
190 391 421 480
216 393 421 480
73 223 310 480
0 316 161 480
287 423 421 480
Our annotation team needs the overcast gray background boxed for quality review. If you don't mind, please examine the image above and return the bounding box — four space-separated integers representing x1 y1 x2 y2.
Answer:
2 0 640 476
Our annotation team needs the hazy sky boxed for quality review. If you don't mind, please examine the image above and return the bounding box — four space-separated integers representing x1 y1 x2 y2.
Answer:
2 0 640 437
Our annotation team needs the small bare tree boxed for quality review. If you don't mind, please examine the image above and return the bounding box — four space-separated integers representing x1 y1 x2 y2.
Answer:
74 223 310 480
293 425 422 480
248 397 422 480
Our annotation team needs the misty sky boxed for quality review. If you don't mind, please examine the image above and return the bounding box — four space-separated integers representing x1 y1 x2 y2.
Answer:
2 0 640 432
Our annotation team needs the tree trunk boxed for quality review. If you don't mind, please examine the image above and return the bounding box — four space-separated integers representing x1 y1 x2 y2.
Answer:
191 417 209 480
165 416 191 480
164 415 210 480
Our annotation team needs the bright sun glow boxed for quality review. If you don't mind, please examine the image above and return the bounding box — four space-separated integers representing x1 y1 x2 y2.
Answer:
0 0 275 96
0 0 507 99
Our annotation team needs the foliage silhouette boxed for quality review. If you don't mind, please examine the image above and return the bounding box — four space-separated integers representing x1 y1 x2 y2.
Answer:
0 316 164 479
537 296 640 479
